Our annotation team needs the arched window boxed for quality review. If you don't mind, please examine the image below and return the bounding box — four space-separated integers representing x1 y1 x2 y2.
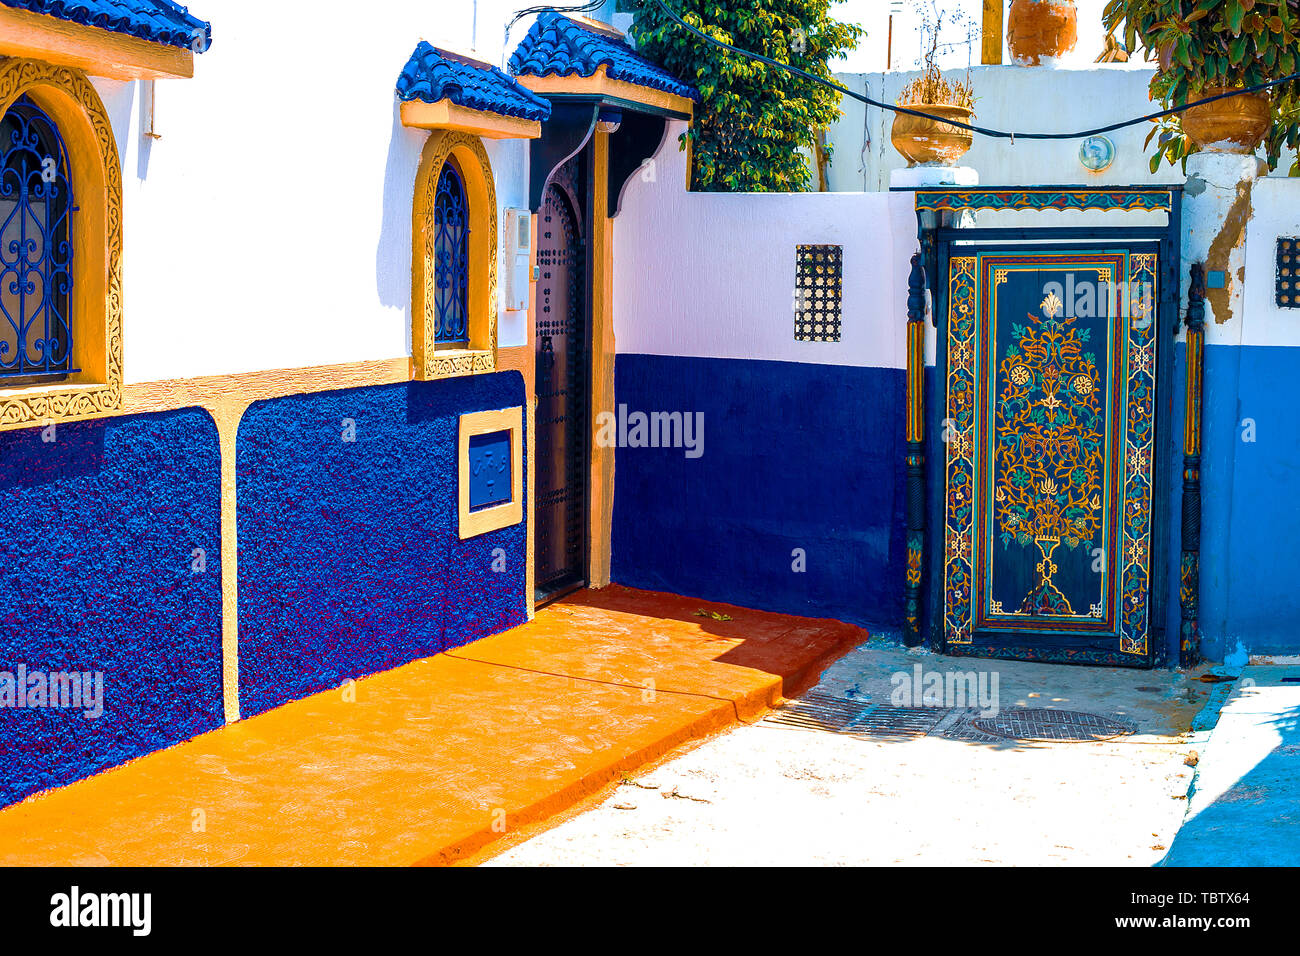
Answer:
0 95 74 383
411 130 497 380
433 159 470 347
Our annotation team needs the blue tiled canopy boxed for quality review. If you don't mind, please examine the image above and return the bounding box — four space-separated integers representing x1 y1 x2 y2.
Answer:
0 0 211 50
508 13 699 103
397 41 552 123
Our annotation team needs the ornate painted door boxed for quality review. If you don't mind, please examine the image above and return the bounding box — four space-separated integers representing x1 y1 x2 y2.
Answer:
940 247 1163 665
534 156 589 604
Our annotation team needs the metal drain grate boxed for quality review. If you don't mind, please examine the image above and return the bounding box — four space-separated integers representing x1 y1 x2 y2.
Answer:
765 697 1137 744
763 693 949 741
844 706 949 740
971 708 1136 742
762 692 867 733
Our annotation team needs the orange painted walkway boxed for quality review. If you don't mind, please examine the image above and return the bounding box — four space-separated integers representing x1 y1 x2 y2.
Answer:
0 586 864 866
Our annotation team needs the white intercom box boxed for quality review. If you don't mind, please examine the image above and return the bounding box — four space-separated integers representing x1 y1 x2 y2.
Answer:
504 207 532 311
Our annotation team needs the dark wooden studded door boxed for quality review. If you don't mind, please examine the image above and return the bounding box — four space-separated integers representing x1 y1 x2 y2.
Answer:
534 156 589 604
939 246 1164 665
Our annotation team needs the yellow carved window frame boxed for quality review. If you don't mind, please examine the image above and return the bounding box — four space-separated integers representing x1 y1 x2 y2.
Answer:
0 58 122 432
412 130 498 381
458 405 524 539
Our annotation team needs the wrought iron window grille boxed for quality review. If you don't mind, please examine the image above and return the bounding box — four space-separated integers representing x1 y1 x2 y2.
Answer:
1 95 77 384
433 160 471 347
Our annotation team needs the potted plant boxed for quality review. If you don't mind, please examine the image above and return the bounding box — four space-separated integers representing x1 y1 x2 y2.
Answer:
1008 0 1079 66
891 1 976 167
1103 0 1300 169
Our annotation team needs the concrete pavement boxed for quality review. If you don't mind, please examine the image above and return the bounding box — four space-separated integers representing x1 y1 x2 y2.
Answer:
486 639 1209 866
0 585 864 865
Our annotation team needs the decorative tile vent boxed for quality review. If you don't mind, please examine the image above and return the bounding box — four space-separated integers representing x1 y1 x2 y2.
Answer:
1278 238 1299 308
794 244 843 342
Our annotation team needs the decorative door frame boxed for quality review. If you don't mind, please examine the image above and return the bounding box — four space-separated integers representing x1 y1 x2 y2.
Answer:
527 93 691 598
903 186 1192 668
533 153 591 605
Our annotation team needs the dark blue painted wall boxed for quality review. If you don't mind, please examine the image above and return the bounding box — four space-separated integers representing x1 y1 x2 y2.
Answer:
1198 344 1300 659
609 344 1300 658
0 409 223 808
612 354 905 628
1162 343 1187 666
237 373 527 717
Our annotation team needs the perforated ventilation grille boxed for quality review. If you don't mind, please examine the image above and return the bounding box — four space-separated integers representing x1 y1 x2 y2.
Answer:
795 244 843 342
1278 237 1299 308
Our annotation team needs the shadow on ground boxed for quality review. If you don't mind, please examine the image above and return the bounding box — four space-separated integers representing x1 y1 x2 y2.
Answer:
1162 696 1300 866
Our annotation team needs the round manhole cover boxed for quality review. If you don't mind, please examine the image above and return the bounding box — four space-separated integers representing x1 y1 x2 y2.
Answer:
972 709 1136 742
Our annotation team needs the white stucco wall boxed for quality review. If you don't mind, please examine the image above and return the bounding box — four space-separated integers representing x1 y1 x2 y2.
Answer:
1171 155 1300 349
1239 175 1300 349
615 122 917 371
827 64 1182 193
77 2 1300 384
85 0 547 384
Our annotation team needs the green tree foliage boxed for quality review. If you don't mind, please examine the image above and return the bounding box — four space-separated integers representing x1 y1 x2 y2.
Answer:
622 0 863 191
1103 0 1300 173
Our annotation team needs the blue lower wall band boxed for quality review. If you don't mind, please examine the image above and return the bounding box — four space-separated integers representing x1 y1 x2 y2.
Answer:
612 347 1300 659
236 372 528 717
1196 344 1300 659
611 354 906 628
0 409 224 808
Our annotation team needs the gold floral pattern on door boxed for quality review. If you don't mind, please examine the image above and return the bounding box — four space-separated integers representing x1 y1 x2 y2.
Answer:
993 289 1105 615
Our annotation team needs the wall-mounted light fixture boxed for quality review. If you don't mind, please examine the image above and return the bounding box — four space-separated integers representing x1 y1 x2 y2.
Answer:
1079 135 1115 173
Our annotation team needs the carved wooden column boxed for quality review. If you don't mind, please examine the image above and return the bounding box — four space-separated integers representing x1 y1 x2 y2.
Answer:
904 252 927 646
1180 262 1206 667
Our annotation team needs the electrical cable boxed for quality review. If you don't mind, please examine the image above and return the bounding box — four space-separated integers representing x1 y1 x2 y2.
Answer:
859 75 871 188
503 0 609 68
506 0 607 43
641 0 1300 142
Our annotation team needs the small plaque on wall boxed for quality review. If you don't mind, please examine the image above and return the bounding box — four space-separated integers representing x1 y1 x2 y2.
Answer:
468 430 512 511
458 406 524 539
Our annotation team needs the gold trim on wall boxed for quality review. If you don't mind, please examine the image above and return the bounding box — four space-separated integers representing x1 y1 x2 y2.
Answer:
496 343 538 619
0 58 122 432
588 131 615 588
458 405 524 539
412 130 499 381
121 359 413 417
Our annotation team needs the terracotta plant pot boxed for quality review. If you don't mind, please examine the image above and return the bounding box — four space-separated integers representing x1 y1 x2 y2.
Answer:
1007 0 1078 66
1181 86 1271 154
891 104 974 167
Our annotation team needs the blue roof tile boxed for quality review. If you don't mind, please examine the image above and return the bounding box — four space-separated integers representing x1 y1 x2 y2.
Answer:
0 0 211 51
396 41 552 123
508 13 699 103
